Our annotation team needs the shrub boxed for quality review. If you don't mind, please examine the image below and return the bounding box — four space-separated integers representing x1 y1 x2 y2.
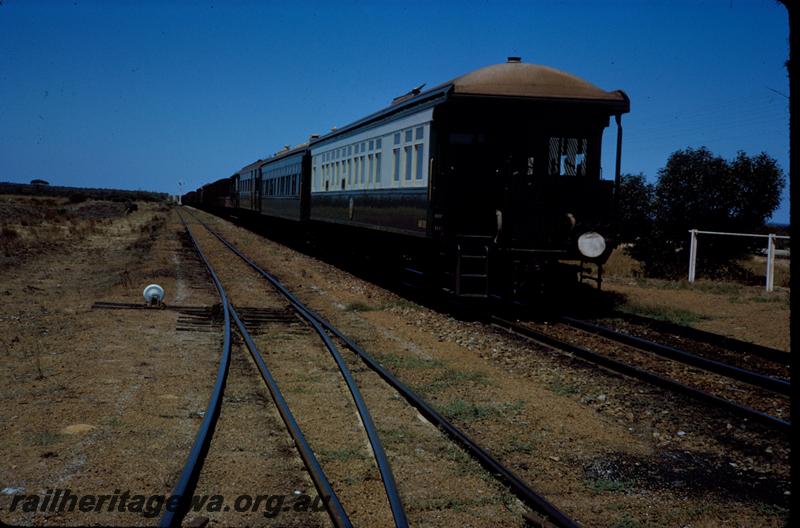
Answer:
625 147 784 278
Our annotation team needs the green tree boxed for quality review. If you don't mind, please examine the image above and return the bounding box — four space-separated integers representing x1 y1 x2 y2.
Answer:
615 173 654 244
728 152 785 230
629 147 785 277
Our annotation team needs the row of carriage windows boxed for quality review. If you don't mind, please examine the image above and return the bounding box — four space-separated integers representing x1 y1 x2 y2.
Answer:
262 162 301 197
239 164 301 198
261 174 298 196
316 126 426 191
241 171 256 192
239 133 586 195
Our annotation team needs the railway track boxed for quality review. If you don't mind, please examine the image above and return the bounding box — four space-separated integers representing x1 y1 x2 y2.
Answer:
162 211 352 528
603 310 790 366
490 316 790 434
182 207 580 528
558 316 790 395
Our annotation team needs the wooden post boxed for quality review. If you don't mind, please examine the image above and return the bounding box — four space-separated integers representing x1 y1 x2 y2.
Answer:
688 229 698 283
766 234 776 292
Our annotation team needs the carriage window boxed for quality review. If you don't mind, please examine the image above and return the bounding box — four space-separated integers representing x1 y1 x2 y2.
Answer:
360 155 366 183
415 144 423 180
404 146 412 180
548 137 587 176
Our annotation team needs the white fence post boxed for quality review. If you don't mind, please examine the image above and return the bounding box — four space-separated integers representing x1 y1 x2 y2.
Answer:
686 229 788 291
688 229 698 283
766 234 776 292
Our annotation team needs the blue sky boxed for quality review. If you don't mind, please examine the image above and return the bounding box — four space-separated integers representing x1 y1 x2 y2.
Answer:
0 0 790 222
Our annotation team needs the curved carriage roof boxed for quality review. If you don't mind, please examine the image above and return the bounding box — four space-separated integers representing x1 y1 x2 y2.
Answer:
447 62 628 105
311 60 629 146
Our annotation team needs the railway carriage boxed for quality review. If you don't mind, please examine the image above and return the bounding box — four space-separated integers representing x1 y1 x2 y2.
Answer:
307 58 629 298
257 145 310 222
200 175 239 210
236 146 310 222
309 109 431 237
237 159 264 213
186 58 629 301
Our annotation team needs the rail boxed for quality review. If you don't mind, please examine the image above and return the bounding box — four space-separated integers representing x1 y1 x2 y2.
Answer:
229 306 352 528
608 310 790 365
186 208 579 528
161 212 232 527
559 316 790 395
184 209 408 528
165 210 351 528
491 316 790 433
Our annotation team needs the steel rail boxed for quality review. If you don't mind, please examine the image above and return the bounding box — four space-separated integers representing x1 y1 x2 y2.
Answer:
187 210 409 528
492 316 790 433
608 310 790 365
559 316 790 395
161 212 232 528
229 305 352 528
306 309 580 528
174 211 352 528
186 209 579 528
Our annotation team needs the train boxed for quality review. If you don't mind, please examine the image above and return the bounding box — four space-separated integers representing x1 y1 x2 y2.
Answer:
184 58 629 300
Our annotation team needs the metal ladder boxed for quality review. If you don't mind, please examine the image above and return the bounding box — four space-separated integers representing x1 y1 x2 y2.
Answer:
455 235 492 298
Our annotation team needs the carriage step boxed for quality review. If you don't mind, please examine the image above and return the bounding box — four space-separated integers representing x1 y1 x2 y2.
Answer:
454 235 492 297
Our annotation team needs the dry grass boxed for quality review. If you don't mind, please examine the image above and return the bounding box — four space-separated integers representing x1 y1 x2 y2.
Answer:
604 247 790 289
606 278 790 350
601 246 789 350
741 255 790 289
603 246 643 278
0 194 163 269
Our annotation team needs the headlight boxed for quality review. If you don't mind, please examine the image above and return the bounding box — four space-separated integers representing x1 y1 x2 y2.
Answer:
577 232 606 258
